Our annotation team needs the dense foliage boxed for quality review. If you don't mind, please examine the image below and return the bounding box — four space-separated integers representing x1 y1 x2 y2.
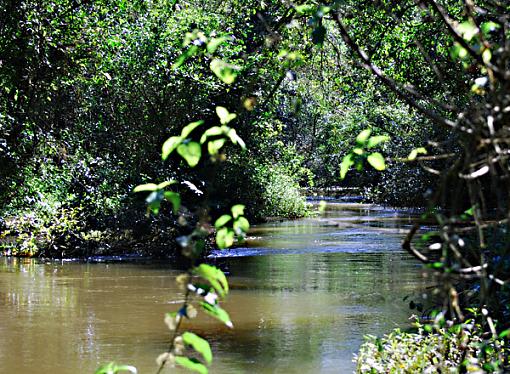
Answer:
0 0 310 256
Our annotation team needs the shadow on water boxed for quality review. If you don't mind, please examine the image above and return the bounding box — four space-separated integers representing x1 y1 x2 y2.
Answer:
0 201 431 373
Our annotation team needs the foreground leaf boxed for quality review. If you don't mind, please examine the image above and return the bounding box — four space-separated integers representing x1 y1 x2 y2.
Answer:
177 142 202 167
367 152 386 171
175 356 208 374
164 191 181 214
95 362 137 374
133 183 158 193
182 332 213 365
216 227 235 249
193 264 229 297
356 129 372 145
216 106 237 125
340 153 355 179
181 120 204 139
367 135 389 148
200 302 233 328
210 59 238 84
231 204 245 219
162 136 182 160
214 215 232 229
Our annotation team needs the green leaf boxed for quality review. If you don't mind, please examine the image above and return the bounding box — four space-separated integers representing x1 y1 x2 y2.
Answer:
181 120 204 139
498 329 510 338
133 183 158 193
175 357 208 374
207 37 228 54
233 216 249 234
216 227 235 249
157 180 177 189
231 204 245 219
408 147 427 161
226 128 246 148
172 45 199 69
214 215 232 229
210 59 238 84
177 142 202 167
95 362 137 374
216 106 237 125
207 139 225 155
367 135 390 148
193 264 229 297
356 129 372 145
182 332 213 365
481 21 500 35
367 152 386 171
482 48 492 64
340 153 355 179
450 43 468 60
200 302 233 328
164 191 181 214
457 21 478 41
162 136 182 160
294 4 315 15
200 126 224 143
352 147 363 155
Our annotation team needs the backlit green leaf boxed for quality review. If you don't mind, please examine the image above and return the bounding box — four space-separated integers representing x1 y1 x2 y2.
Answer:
226 128 245 148
200 302 233 328
175 356 208 374
193 264 229 297
233 216 249 234
214 215 232 229
181 120 204 139
210 59 238 84
367 152 386 171
216 106 237 125
457 21 477 41
340 153 355 179
207 37 228 54
133 183 158 192
200 126 224 143
157 180 177 189
182 332 213 365
356 129 372 145
499 329 510 338
207 139 226 155
95 362 137 374
216 227 235 249
408 147 427 161
481 21 500 35
177 142 202 167
172 45 199 69
294 4 315 15
231 204 245 219
162 136 182 160
367 135 389 148
164 191 181 214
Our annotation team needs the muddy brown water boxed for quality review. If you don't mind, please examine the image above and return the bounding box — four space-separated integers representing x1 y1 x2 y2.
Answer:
0 201 431 373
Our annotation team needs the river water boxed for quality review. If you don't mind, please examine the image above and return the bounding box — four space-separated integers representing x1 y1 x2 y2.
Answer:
0 201 430 373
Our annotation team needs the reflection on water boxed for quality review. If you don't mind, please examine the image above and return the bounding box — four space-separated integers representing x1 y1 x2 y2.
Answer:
0 202 430 373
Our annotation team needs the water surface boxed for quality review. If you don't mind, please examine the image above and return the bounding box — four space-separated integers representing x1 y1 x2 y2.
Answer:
0 201 430 373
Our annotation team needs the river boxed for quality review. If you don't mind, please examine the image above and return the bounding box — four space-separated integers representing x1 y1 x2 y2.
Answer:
0 200 430 373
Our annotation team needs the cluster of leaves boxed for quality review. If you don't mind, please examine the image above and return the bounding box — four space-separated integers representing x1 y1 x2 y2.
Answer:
356 311 509 373
339 129 389 179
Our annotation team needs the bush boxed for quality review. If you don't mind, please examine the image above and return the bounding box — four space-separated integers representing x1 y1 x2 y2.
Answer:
356 324 508 373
